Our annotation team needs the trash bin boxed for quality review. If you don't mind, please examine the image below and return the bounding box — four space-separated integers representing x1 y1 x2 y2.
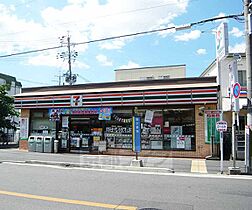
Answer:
44 136 54 153
28 136 36 152
54 140 59 153
35 136 44 152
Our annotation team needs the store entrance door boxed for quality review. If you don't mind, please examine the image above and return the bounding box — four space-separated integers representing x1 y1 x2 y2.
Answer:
69 115 103 153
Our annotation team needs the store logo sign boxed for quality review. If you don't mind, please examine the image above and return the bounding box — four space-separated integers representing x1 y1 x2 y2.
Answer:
71 95 83 107
215 22 228 60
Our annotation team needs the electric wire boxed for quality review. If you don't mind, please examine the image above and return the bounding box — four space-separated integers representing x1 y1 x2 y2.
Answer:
0 13 244 59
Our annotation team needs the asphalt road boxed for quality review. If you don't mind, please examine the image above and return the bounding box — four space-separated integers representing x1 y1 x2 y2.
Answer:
0 149 246 174
0 161 251 210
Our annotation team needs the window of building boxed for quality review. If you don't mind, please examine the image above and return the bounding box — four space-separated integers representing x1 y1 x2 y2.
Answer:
104 106 196 151
238 70 247 86
158 75 170 79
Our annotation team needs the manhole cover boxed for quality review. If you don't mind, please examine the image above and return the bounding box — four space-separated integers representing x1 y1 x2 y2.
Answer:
139 208 162 210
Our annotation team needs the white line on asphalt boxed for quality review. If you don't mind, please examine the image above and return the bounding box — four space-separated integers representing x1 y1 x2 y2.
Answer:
2 162 252 180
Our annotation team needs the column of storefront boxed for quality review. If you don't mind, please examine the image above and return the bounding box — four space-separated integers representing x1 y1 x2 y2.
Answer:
19 109 30 150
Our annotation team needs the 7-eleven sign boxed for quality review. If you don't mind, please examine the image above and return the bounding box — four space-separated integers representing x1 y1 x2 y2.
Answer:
71 95 82 107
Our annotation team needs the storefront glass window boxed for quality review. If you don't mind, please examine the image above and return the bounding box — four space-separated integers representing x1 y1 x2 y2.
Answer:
30 110 56 137
137 109 163 150
105 109 132 149
163 107 195 150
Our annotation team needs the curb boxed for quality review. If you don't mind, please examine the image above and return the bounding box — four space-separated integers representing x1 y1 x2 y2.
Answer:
24 160 175 173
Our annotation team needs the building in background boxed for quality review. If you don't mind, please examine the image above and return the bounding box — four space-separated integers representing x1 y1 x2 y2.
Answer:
200 53 246 160
0 73 22 143
115 65 186 81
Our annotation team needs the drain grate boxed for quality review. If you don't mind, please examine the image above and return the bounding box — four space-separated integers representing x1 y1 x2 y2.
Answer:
118 199 193 210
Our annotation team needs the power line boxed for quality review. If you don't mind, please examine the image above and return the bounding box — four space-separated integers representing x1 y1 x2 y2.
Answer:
0 13 244 59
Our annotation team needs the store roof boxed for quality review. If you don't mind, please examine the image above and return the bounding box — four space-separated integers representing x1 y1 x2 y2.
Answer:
17 76 217 97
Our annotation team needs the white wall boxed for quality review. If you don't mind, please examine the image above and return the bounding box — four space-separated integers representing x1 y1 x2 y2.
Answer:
115 65 186 81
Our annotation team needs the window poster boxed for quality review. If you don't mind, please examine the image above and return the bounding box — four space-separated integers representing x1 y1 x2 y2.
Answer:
171 126 182 149
144 110 154 124
62 116 69 128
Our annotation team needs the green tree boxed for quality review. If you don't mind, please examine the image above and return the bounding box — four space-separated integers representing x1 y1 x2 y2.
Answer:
0 84 19 131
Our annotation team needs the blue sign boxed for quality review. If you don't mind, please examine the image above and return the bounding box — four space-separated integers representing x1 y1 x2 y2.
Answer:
132 116 141 153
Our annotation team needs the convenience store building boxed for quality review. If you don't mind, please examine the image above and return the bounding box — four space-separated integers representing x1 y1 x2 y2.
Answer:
15 77 218 158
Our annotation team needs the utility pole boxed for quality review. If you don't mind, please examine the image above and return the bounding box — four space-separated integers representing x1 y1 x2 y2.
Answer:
54 71 62 86
57 32 78 85
245 0 252 174
67 33 73 85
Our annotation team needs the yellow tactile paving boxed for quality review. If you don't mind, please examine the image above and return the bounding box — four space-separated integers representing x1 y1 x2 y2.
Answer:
191 159 207 173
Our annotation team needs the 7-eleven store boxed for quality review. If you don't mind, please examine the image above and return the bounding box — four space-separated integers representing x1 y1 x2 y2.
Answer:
15 77 218 158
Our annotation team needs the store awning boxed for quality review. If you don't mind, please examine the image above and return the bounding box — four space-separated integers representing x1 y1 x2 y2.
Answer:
14 79 218 109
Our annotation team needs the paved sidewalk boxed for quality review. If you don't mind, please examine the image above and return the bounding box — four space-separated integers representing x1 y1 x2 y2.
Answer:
0 148 246 175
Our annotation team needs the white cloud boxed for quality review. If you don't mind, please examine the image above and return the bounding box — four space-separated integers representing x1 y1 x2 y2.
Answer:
118 61 140 69
229 43 246 53
27 52 89 69
96 54 113 66
196 48 206 55
99 39 126 50
230 27 243 38
157 23 176 38
41 0 189 50
174 30 201 42
215 12 228 23
0 0 189 68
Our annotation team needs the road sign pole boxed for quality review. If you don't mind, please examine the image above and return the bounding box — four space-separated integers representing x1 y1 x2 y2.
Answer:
220 130 223 173
216 118 226 174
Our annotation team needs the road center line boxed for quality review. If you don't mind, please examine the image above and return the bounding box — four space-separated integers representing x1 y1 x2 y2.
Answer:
0 190 137 210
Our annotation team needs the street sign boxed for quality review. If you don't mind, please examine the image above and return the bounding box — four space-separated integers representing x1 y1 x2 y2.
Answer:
233 82 241 99
132 116 141 153
216 120 227 132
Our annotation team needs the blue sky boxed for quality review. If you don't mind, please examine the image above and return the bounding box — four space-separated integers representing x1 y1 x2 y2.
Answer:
0 0 245 87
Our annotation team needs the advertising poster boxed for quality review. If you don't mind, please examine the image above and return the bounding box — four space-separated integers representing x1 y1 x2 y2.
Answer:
205 111 221 144
20 118 29 140
144 110 154 124
62 116 69 128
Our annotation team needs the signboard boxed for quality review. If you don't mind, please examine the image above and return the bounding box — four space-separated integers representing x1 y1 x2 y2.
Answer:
228 59 240 112
49 107 112 120
215 22 229 60
216 120 227 132
233 82 241 99
132 116 141 153
204 110 221 144
20 118 29 140
71 95 83 107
